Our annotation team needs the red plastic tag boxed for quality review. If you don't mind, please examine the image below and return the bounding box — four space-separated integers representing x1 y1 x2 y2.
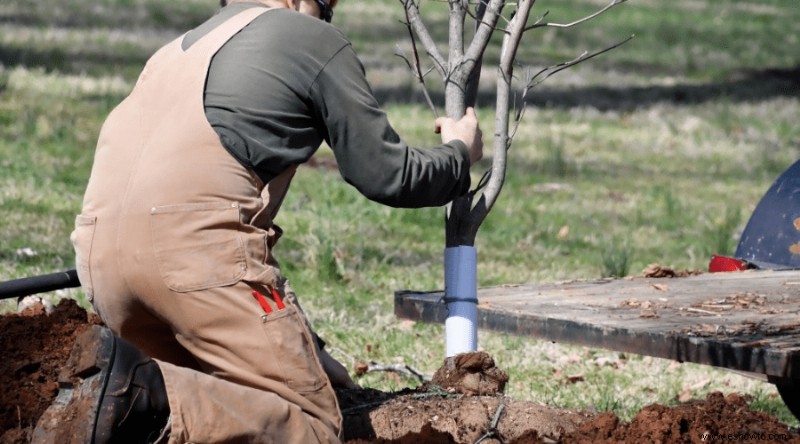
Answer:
708 255 747 272
251 290 273 314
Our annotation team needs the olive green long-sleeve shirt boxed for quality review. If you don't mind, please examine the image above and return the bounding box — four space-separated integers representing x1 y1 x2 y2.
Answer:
183 3 471 208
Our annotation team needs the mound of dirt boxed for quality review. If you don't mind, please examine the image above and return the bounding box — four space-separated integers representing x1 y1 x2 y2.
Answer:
0 298 101 444
338 387 593 443
568 392 800 443
2 299 798 443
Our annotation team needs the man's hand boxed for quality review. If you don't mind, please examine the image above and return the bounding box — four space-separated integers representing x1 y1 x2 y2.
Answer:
435 107 484 165
319 348 359 389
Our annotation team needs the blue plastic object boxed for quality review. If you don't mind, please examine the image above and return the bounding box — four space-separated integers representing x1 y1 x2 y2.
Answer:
735 159 800 270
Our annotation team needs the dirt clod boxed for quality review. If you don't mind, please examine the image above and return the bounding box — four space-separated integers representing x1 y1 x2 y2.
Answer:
428 351 509 396
642 263 702 278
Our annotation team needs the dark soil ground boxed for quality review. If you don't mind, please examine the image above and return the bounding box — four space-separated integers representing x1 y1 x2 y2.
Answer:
3 298 800 443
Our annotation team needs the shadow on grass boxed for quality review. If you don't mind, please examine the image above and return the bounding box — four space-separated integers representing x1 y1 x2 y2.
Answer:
0 46 153 79
0 4 213 33
374 65 800 111
7 45 797 111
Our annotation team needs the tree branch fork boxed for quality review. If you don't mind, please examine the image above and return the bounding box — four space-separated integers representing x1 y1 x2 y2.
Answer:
397 0 631 246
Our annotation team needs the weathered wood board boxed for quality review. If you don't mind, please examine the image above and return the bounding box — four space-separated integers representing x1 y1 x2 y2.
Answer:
395 269 800 380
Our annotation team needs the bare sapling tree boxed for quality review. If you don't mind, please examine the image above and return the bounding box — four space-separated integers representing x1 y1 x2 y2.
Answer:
399 0 631 247
397 0 632 359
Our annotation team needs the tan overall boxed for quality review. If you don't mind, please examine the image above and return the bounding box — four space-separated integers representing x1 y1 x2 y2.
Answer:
70 7 341 443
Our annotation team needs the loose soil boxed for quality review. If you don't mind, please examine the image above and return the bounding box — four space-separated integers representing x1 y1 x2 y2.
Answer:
3 299 799 443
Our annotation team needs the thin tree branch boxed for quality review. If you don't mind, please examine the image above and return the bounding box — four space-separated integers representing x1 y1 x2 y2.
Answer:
507 34 634 144
526 34 634 90
397 9 440 117
395 49 439 117
355 361 431 383
525 0 627 31
401 0 447 77
465 0 512 25
473 399 506 444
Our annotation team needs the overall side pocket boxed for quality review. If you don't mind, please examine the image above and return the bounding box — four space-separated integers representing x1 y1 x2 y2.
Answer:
70 215 97 302
260 304 327 394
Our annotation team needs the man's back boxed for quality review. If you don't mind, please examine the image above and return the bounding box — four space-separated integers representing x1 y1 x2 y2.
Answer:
191 4 472 208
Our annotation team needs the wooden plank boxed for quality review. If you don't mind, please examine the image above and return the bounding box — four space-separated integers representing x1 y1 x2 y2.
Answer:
395 269 800 379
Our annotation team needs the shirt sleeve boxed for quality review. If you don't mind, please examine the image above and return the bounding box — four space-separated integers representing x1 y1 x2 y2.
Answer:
309 44 471 209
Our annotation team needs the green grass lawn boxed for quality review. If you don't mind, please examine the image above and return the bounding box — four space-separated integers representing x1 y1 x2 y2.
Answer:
1 0 799 424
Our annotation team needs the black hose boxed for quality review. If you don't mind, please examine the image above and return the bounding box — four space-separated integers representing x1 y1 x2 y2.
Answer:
0 269 80 300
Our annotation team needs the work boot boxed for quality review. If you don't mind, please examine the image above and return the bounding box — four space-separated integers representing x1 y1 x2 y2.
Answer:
32 325 170 444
